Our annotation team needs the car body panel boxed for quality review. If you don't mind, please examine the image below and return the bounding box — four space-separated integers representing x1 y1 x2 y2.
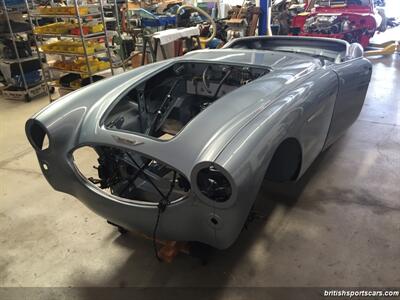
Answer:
26 36 372 249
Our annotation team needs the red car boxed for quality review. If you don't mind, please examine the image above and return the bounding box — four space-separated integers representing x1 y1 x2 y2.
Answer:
291 0 384 48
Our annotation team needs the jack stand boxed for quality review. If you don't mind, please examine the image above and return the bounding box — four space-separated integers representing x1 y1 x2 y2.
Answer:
107 221 211 264
365 41 399 57
157 241 190 263
247 209 268 223
158 241 213 265
244 209 268 230
107 220 128 234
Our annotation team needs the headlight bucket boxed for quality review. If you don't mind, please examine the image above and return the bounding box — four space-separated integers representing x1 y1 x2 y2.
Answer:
196 165 232 202
25 119 50 152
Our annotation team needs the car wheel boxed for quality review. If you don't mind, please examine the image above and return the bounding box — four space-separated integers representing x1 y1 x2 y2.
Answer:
378 17 387 32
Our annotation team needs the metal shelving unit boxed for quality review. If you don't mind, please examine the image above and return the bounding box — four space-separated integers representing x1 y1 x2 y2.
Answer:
103 0 126 70
41 48 108 56
25 0 120 101
49 65 111 75
33 32 106 39
0 1 48 101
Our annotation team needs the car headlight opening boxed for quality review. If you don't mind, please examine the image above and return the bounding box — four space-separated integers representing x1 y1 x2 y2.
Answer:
26 120 50 151
197 165 232 202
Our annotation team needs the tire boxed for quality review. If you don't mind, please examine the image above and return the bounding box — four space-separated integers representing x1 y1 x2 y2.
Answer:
377 8 387 32
378 17 387 32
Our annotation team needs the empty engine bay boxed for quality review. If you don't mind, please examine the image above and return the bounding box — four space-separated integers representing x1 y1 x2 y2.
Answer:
304 15 354 35
104 62 268 139
73 145 191 203
76 62 267 203
303 14 376 44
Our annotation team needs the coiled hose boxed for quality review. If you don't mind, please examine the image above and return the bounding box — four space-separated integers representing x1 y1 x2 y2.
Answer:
176 4 216 44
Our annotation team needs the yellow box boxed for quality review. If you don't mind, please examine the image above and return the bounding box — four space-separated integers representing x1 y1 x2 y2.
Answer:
90 24 103 33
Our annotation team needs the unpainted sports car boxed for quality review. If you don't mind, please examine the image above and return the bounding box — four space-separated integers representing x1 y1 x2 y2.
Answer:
26 36 372 249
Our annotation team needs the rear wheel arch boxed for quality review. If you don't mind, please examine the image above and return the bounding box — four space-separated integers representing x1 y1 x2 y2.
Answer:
264 138 302 182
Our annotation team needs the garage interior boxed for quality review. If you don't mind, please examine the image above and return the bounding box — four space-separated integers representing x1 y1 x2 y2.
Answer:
0 0 399 298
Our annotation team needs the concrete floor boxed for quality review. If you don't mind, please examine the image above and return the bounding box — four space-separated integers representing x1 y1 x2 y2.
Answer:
0 52 399 297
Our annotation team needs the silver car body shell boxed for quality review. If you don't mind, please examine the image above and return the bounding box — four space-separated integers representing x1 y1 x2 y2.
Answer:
26 36 372 249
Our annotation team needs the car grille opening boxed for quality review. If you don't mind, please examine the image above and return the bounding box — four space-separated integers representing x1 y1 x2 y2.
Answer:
72 145 190 204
